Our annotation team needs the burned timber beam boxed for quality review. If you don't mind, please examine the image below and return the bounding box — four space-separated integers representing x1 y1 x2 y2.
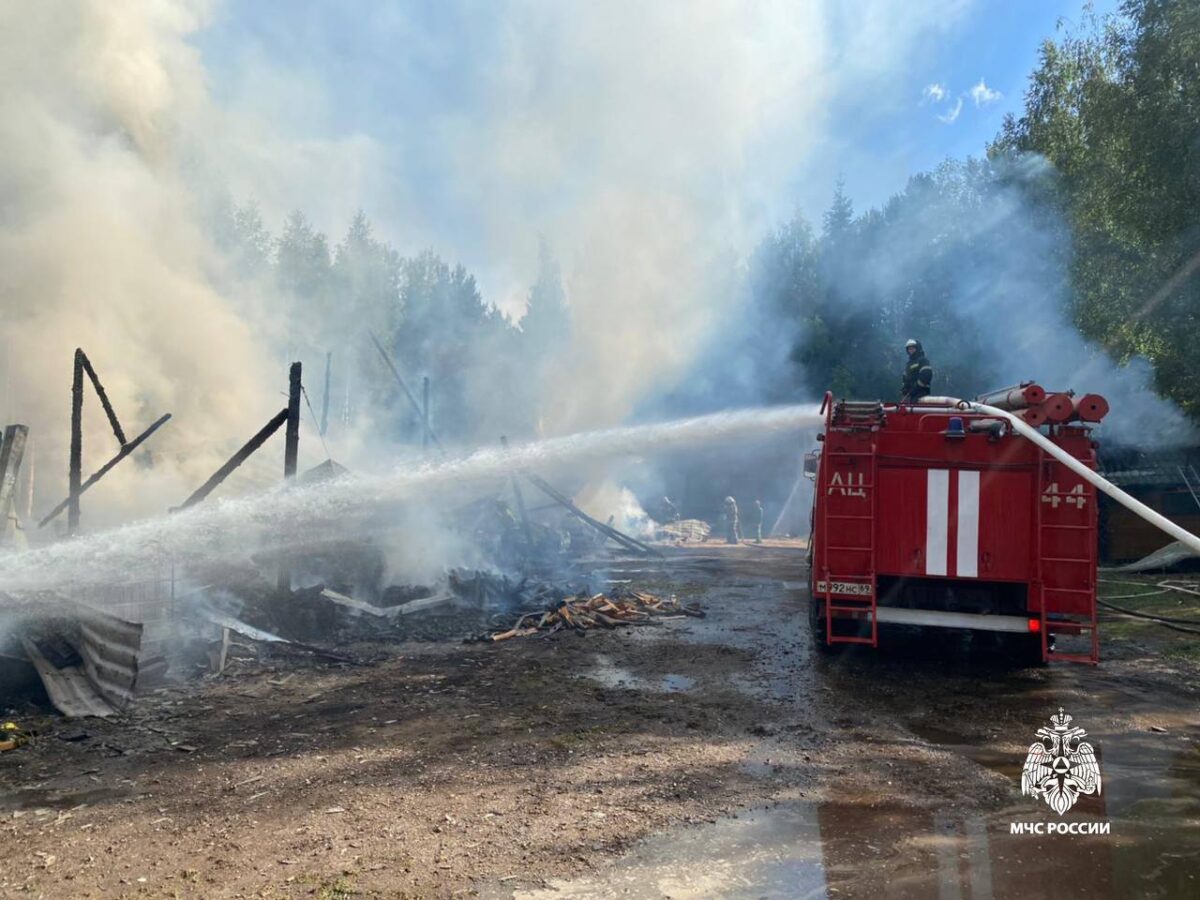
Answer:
278 362 302 593
500 436 535 558
0 425 29 535
368 331 445 454
283 361 301 482
39 414 172 528
175 408 288 511
320 351 332 436
78 351 127 445
175 358 302 538
54 348 172 534
522 471 658 557
68 349 84 535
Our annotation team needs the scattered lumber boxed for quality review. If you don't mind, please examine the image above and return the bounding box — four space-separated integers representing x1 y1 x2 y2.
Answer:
658 518 712 542
469 588 704 642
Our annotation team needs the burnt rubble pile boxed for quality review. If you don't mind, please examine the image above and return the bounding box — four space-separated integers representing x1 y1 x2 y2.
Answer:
0 352 692 721
467 587 705 643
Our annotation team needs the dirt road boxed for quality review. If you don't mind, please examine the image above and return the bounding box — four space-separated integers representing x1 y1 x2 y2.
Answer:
1 542 1197 898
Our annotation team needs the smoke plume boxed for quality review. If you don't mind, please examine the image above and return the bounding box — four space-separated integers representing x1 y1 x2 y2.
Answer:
0 2 282 527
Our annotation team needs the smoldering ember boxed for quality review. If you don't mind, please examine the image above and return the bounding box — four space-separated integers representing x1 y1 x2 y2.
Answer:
1 3 1199 899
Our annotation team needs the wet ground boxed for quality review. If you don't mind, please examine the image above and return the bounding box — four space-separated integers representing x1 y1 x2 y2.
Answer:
1 541 1198 898
490 544 1200 900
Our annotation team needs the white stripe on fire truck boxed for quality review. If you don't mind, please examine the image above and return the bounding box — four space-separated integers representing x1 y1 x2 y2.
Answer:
956 470 980 578
926 469 949 576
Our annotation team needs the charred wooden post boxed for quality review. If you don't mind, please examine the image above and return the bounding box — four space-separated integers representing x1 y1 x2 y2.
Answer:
368 331 446 454
320 351 331 436
46 348 172 532
0 424 29 540
67 349 84 535
284 362 301 481
175 361 303 519
175 410 287 511
500 435 534 558
422 376 431 454
0 424 29 509
278 361 302 593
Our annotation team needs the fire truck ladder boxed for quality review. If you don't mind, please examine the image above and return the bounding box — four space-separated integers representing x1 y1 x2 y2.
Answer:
831 400 886 430
1034 449 1099 664
820 408 888 648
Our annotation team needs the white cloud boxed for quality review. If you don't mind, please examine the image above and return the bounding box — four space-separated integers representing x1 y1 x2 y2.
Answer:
970 77 1002 106
922 82 947 103
937 96 963 123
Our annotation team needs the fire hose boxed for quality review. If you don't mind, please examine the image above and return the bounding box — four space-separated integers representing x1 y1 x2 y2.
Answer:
956 401 1200 558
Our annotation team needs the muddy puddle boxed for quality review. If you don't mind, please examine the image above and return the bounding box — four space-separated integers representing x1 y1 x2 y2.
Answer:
578 653 695 693
486 693 1200 899
482 796 1120 899
487 788 1197 899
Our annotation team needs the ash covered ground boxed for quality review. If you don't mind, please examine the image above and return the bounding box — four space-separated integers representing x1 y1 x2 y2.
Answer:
1 541 1197 899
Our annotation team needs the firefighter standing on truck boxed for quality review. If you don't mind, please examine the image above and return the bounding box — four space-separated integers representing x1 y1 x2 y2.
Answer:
900 338 933 402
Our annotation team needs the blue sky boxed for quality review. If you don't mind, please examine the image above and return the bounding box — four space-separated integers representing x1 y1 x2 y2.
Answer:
832 0 1119 215
193 0 1118 231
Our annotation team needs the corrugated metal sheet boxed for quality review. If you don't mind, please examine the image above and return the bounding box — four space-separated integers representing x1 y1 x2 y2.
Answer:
1101 465 1187 488
77 607 142 711
4 597 143 718
1114 540 1200 572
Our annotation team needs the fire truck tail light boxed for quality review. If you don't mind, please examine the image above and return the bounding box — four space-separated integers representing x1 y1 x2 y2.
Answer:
1028 618 1042 633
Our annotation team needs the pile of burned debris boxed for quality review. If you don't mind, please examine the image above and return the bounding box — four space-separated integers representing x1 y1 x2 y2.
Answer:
469 587 704 642
447 568 591 610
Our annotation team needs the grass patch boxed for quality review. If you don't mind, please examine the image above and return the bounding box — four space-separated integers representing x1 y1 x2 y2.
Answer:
1162 642 1200 663
1098 576 1200 661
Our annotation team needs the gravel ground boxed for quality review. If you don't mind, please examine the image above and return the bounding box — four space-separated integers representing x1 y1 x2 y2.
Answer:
1 543 1197 898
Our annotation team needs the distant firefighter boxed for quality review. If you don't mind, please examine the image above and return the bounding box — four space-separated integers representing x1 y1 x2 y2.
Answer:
901 338 933 402
723 496 741 544
750 499 764 544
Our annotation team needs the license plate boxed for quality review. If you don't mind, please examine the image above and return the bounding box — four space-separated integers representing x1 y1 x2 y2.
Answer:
815 580 874 597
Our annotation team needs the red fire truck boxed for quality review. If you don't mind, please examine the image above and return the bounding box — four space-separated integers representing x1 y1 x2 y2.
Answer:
806 386 1105 664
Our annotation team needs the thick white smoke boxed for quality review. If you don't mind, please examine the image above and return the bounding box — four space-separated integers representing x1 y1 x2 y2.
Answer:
185 0 968 433
0 0 971 536
0 2 283 528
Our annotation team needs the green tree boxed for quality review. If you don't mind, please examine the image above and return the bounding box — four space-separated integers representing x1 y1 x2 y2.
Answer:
993 0 1200 420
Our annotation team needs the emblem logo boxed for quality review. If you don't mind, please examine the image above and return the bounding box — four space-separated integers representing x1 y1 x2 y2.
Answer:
1021 708 1101 815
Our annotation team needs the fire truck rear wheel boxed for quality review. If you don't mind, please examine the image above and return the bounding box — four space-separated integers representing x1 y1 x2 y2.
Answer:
1009 634 1048 667
808 598 840 654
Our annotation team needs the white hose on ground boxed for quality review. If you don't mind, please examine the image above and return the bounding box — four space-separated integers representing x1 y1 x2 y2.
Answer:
968 401 1200 556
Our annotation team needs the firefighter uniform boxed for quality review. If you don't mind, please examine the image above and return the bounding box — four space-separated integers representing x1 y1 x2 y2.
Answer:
723 496 741 544
901 339 933 402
